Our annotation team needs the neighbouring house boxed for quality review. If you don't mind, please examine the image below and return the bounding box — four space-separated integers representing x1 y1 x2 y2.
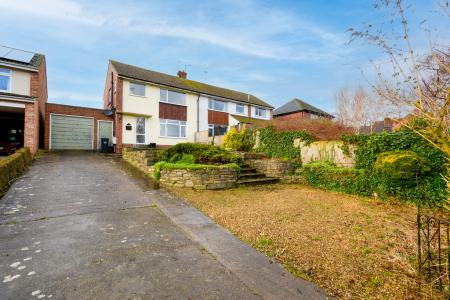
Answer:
102 60 274 151
273 98 333 121
359 117 395 134
0 45 47 155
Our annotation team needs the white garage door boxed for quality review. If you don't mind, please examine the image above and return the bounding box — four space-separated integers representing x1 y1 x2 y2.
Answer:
50 114 93 150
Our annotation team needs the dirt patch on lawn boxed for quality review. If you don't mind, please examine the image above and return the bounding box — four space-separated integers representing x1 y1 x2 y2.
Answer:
172 184 442 299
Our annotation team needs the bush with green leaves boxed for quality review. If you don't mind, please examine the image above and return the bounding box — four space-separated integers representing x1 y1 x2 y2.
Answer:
374 150 430 184
0 148 32 194
255 126 314 159
156 143 241 165
223 127 254 151
297 131 448 206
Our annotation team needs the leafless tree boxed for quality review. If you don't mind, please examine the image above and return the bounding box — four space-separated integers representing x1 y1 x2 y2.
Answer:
349 0 450 209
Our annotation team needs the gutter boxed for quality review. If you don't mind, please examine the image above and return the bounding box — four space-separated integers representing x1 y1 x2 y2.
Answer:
0 62 39 72
0 95 35 103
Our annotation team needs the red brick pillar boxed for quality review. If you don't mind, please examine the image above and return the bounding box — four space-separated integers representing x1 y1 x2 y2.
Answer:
24 102 39 154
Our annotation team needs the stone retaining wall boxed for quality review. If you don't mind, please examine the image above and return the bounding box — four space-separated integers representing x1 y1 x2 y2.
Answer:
159 167 237 190
245 158 296 178
122 148 154 174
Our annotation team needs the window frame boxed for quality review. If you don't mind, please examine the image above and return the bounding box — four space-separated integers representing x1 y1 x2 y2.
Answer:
159 118 187 138
254 107 267 118
0 68 12 92
235 103 245 115
208 124 228 137
160 89 187 106
135 117 146 144
208 98 227 112
129 82 146 97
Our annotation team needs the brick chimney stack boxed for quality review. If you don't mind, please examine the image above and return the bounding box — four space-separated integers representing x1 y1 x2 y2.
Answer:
177 70 187 79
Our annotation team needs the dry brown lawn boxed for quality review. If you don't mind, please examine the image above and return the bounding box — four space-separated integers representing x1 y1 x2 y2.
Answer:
171 184 443 299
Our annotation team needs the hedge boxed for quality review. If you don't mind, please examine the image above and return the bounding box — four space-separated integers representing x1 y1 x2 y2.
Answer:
156 143 241 165
152 161 240 181
0 148 32 195
297 130 449 206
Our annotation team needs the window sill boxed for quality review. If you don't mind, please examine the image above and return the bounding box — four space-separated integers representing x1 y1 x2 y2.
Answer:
159 101 187 107
208 108 228 113
158 136 187 139
129 93 147 98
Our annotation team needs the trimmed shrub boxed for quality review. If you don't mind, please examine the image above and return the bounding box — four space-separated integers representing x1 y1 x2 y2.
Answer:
0 148 32 194
374 150 430 183
152 161 240 181
223 127 254 151
156 143 241 165
298 161 368 195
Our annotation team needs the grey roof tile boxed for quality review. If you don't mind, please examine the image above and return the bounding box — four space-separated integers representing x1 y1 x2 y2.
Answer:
110 60 273 108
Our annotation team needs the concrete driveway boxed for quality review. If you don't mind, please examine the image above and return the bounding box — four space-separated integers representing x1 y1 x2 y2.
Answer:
0 152 327 300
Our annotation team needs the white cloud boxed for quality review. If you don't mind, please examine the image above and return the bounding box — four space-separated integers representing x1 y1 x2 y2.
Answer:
0 0 105 25
0 0 349 61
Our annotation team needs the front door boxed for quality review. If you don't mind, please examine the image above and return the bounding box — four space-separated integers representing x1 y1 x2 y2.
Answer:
98 121 113 150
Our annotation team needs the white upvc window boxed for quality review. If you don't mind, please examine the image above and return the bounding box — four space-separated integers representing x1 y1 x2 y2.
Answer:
130 82 146 97
208 98 227 112
136 117 146 144
236 104 245 115
160 119 187 138
0 68 11 92
208 124 228 137
255 107 267 118
160 89 186 106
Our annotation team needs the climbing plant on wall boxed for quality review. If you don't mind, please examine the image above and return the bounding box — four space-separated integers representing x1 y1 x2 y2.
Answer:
254 126 314 159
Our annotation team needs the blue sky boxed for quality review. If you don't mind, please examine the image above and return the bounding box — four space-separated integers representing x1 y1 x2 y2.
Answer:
0 0 447 113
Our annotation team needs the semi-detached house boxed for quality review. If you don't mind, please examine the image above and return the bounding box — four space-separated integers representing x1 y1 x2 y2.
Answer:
103 60 273 152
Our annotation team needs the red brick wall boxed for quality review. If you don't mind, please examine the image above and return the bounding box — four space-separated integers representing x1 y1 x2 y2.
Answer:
102 62 124 153
24 57 48 154
274 111 333 121
114 78 123 153
45 103 113 150
24 102 39 154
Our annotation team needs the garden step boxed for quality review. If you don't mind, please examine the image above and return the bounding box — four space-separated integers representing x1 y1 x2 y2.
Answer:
236 177 279 185
238 172 266 179
240 167 258 173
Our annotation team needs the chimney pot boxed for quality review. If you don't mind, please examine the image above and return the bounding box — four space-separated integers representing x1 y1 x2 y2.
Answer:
177 70 187 79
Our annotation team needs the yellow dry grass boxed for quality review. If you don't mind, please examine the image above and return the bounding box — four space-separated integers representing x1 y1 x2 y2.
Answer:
172 184 444 299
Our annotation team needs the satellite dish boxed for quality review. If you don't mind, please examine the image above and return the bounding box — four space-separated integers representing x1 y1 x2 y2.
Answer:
103 110 113 117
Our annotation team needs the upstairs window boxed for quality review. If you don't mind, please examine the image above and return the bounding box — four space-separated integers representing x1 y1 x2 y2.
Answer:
236 104 245 114
255 107 267 118
208 99 227 112
0 68 11 92
160 89 186 106
129 82 146 97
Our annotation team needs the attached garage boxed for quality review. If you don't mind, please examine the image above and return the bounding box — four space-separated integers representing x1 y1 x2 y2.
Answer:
50 114 93 150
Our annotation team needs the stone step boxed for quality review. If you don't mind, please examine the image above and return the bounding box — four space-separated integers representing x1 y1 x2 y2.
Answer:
240 167 257 174
238 172 266 179
236 177 279 186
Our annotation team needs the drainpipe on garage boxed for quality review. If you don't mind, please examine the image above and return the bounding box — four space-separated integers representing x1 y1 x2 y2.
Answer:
111 72 117 153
